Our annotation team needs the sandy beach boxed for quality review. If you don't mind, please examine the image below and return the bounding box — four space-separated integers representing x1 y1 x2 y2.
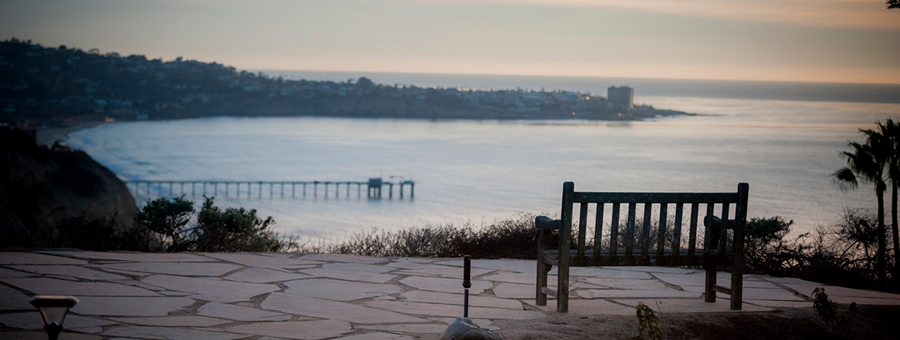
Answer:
36 120 107 145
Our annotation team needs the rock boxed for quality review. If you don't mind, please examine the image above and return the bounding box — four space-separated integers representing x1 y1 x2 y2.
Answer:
438 318 504 340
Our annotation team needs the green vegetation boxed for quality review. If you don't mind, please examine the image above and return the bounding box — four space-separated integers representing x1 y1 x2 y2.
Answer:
298 212 547 259
133 196 287 252
833 119 900 284
812 287 850 337
57 212 148 251
28 196 291 252
134 196 194 251
632 302 662 340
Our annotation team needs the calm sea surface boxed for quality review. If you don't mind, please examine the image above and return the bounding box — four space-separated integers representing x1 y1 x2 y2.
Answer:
67 73 900 241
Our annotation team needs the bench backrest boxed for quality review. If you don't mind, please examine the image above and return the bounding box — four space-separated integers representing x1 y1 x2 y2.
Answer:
557 182 749 265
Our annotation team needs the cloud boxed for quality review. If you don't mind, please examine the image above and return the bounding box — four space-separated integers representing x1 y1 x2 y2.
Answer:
456 0 900 30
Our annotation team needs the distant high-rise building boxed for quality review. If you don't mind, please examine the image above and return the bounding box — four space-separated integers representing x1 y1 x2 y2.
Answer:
607 86 634 110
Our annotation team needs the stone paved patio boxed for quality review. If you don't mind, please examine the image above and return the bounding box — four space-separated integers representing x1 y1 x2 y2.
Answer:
1 251 899 339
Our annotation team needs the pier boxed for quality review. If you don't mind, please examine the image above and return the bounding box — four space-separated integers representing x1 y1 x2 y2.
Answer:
124 178 414 200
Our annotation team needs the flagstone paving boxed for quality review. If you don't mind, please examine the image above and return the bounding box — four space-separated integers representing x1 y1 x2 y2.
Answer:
1 251 900 339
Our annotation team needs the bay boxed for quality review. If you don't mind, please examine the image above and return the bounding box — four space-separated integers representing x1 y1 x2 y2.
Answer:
67 96 899 241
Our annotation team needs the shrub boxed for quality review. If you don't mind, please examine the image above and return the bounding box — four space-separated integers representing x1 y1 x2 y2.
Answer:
57 213 153 251
744 216 809 276
134 196 194 251
131 196 287 252
307 212 554 259
194 196 283 252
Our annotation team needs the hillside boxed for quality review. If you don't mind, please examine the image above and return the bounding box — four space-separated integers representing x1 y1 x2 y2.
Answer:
0 38 685 127
0 127 137 247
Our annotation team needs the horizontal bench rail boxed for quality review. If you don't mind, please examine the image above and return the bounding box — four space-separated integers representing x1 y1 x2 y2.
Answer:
573 192 740 204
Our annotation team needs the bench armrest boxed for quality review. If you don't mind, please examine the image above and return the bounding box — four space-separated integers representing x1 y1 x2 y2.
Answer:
535 216 561 230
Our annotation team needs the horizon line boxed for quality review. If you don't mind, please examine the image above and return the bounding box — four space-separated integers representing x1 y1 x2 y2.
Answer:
250 68 900 87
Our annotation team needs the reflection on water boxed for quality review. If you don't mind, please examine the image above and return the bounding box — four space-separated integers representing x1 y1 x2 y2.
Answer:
67 96 899 240
606 122 633 128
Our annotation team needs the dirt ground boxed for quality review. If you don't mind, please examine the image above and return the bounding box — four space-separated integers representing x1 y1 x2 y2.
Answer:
493 304 900 340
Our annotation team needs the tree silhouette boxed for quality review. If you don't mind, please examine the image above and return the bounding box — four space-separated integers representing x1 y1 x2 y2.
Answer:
864 119 900 271
833 137 889 282
888 0 899 9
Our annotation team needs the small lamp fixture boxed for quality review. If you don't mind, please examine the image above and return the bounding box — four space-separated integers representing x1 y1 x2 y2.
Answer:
29 295 79 340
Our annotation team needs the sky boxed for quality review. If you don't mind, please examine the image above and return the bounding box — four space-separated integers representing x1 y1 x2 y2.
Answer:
1 0 898 84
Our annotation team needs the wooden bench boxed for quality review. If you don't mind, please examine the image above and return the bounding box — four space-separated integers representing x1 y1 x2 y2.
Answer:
535 182 749 312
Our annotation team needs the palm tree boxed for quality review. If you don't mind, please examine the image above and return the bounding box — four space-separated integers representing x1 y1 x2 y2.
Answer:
867 119 900 271
833 138 889 282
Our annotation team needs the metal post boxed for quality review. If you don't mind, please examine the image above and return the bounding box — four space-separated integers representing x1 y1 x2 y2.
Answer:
463 255 471 318
192 182 195 196
281 183 285 197
411 183 414 198
270 183 273 197
400 183 404 199
292 183 296 198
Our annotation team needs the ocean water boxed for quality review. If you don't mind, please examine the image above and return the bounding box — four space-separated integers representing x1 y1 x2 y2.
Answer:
66 74 900 241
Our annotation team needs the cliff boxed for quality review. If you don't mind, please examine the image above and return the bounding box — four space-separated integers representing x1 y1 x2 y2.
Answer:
0 127 138 247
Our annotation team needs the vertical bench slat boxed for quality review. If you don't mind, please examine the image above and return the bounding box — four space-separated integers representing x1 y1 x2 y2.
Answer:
704 202 718 303
704 203 715 256
732 183 749 310
688 202 699 256
657 203 668 258
558 182 574 313
610 203 621 257
593 203 604 257
578 203 588 257
718 203 731 254
673 203 683 255
703 203 716 255
641 203 652 257
625 203 636 256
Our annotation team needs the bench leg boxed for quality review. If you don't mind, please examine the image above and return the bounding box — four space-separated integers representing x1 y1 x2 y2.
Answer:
536 261 549 306
704 264 716 303
731 266 743 310
558 262 568 313
536 228 550 306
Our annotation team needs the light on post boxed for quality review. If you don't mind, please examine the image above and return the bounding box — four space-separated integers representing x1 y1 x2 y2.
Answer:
29 295 79 340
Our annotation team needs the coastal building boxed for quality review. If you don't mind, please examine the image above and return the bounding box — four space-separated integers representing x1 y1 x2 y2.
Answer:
607 86 634 110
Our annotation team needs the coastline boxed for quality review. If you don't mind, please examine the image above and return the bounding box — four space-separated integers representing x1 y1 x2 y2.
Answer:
36 120 107 145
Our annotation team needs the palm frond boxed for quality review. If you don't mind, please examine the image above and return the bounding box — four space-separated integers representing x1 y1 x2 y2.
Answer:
832 167 859 191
